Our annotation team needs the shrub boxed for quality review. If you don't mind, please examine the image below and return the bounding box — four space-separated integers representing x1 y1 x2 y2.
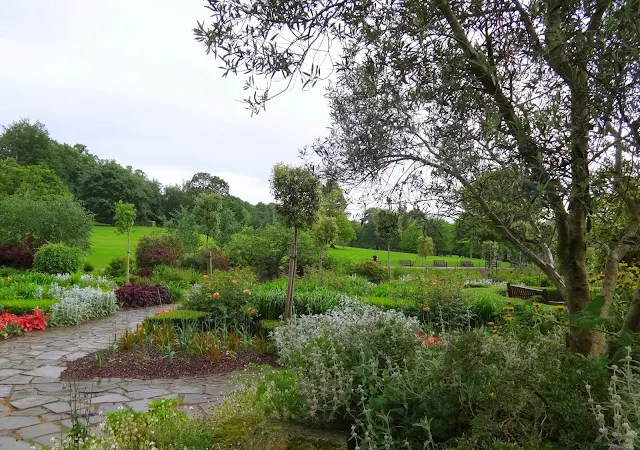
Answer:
0 244 34 269
0 299 58 315
182 268 257 327
271 305 608 449
271 299 421 423
151 265 202 288
183 247 232 272
33 243 82 274
48 284 117 326
257 319 281 337
83 262 95 273
115 284 171 308
224 224 291 280
0 195 93 250
352 259 387 283
136 233 185 269
137 267 153 278
143 309 212 329
105 256 127 278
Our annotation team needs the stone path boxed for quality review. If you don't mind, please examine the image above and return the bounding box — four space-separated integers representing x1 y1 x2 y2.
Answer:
0 306 243 449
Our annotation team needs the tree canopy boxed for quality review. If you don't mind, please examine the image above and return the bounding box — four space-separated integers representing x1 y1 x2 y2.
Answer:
196 0 640 355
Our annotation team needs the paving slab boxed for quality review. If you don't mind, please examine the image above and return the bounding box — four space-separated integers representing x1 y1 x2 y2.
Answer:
0 436 33 450
10 395 58 410
18 422 63 439
0 416 40 430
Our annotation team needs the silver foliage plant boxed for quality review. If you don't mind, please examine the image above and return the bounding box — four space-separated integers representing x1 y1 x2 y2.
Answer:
48 284 117 326
272 298 421 422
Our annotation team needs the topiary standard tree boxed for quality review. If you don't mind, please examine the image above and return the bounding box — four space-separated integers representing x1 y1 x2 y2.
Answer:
375 209 400 281
417 235 435 274
194 193 222 275
114 201 137 284
270 164 321 320
482 241 501 274
313 215 339 269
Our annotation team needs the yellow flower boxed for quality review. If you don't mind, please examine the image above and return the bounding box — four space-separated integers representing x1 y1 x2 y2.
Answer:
487 322 495 326
232 280 238 285
491 334 497 339
533 303 541 308
243 289 252 296
247 307 257 315
203 274 209 279
504 316 514 321
502 306 514 311
556 305 565 310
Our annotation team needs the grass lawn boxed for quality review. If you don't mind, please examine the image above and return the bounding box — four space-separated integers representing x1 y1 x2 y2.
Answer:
326 245 490 267
87 225 501 269
86 225 166 268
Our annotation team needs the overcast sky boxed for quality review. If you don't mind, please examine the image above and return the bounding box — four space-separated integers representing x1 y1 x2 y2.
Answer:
0 0 331 205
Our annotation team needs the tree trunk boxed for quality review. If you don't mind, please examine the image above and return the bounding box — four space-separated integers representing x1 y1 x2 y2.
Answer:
319 248 324 270
387 241 391 281
126 230 131 284
206 236 211 276
622 284 640 333
284 228 298 321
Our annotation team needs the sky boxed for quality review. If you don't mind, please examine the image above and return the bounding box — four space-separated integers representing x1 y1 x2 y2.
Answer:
0 0 332 205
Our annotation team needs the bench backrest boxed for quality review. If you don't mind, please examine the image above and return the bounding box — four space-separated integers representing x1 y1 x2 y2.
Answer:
398 259 413 266
433 260 447 267
507 283 543 299
460 260 474 267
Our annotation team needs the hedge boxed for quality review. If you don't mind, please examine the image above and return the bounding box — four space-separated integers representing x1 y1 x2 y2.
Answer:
0 299 58 315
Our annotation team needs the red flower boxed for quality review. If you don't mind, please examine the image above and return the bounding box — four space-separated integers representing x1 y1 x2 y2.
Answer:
415 332 444 348
0 308 49 334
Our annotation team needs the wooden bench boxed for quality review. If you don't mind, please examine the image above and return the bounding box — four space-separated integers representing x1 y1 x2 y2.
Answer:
507 283 564 305
433 260 448 267
398 260 413 267
460 260 474 267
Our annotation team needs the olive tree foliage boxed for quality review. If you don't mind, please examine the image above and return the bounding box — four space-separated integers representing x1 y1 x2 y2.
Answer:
114 201 137 283
270 164 322 320
195 0 640 355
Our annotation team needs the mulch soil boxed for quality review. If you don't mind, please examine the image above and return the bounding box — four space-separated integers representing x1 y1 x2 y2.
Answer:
61 346 279 380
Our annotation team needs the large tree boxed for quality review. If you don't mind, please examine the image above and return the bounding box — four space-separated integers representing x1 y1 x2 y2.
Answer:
195 0 640 355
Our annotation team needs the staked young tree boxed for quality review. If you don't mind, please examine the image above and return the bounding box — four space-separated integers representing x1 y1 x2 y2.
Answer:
270 164 321 320
194 0 640 355
114 201 137 284
194 193 223 275
313 215 339 268
375 209 401 280
417 235 435 273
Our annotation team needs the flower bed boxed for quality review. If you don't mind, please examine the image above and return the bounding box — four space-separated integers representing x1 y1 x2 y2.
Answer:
0 307 49 339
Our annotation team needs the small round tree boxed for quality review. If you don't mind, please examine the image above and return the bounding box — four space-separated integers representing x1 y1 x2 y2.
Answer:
417 235 435 273
194 193 222 275
313 216 339 268
270 164 321 320
114 201 136 283
482 240 500 274
375 209 400 280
